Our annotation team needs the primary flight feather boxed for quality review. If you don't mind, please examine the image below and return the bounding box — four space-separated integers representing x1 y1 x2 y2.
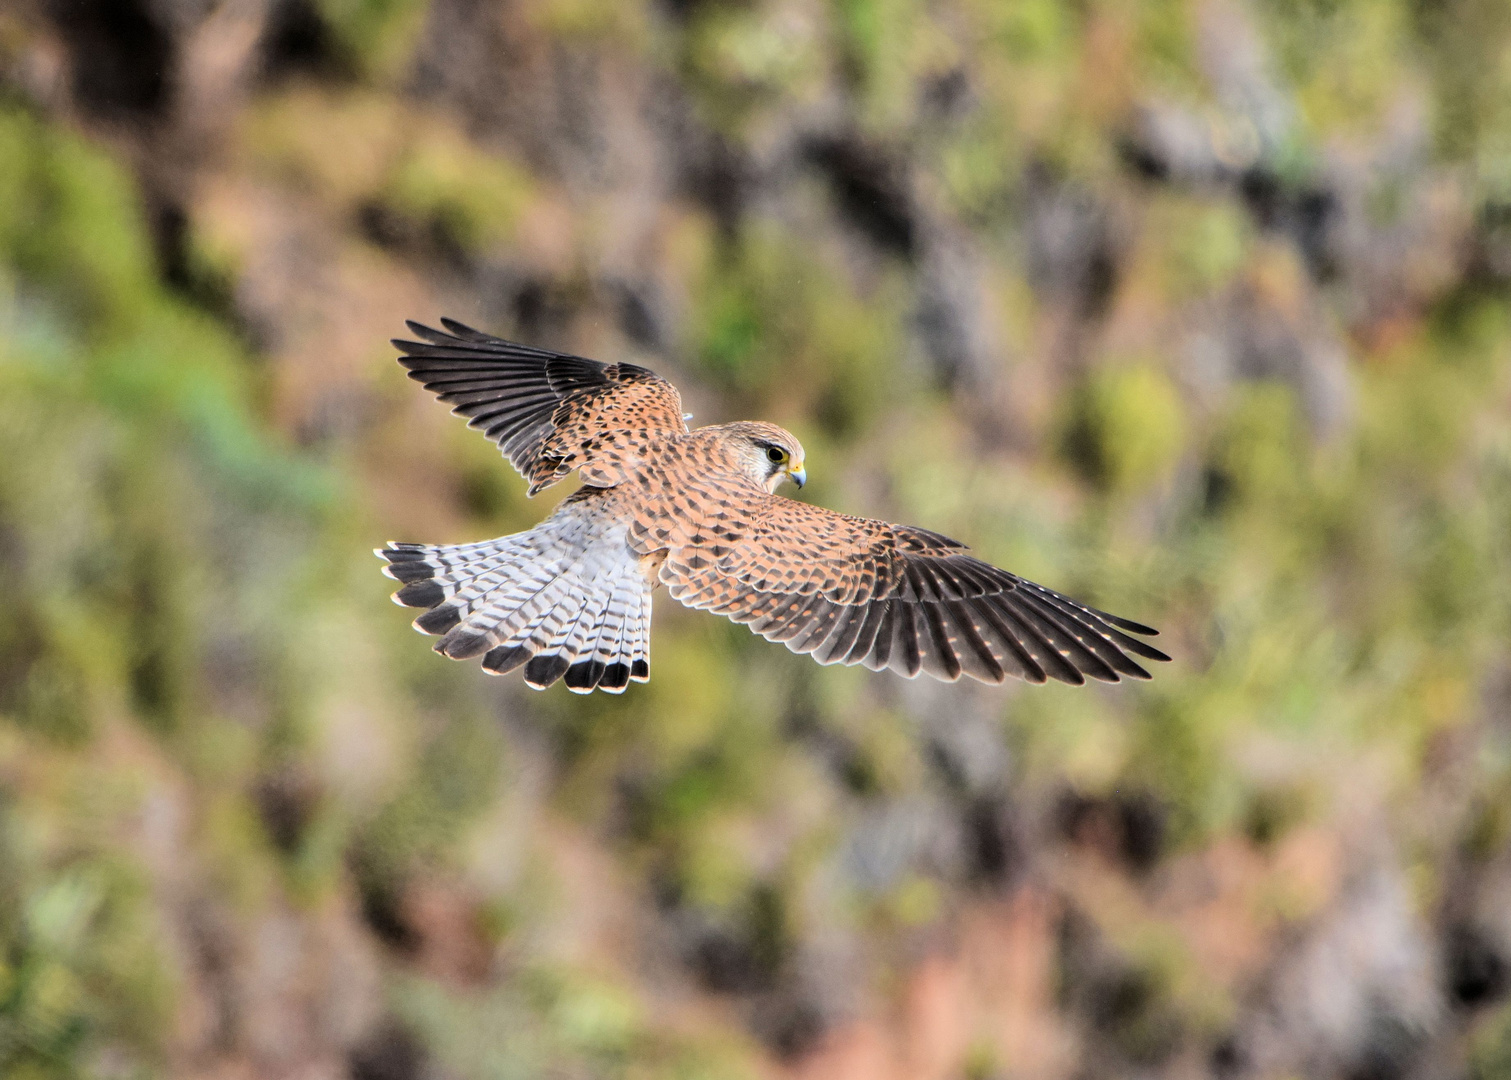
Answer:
378 319 1170 694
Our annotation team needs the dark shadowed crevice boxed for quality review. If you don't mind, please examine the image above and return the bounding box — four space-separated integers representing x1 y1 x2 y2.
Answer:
1024 165 1122 320
254 766 322 855
680 131 751 240
612 278 666 350
755 994 827 1061
260 0 347 82
964 796 1026 887
1239 167 1344 282
510 275 588 344
1446 921 1508 1007
684 883 789 995
805 135 917 259
1057 787 1169 874
147 194 244 327
348 847 423 954
1344 1009 1421 1080
1211 1032 1246 1077
349 1019 428 1080
47 0 173 119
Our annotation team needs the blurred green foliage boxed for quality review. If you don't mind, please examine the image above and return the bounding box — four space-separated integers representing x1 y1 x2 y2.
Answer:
1061 362 1186 494
5 0 1511 1076
315 0 431 79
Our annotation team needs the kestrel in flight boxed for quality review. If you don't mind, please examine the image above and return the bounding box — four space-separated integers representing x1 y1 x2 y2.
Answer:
378 320 1169 694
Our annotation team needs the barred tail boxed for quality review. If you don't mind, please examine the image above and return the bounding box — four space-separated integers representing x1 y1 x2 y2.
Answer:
377 527 651 694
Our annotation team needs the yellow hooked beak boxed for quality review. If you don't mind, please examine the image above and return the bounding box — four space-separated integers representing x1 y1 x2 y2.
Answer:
787 461 807 489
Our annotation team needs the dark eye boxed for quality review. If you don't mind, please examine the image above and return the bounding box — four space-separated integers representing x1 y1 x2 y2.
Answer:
766 446 787 464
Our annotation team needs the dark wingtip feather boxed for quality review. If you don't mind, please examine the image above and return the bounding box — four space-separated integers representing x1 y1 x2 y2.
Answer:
380 543 429 561
439 628 492 660
414 606 461 635
379 543 427 559
439 317 488 340
386 560 435 583
1109 635 1171 663
1103 613 1161 636
393 339 476 359
395 580 446 609
564 660 606 693
482 645 532 675
524 653 571 689
600 663 631 691
1075 601 1163 637
630 659 650 681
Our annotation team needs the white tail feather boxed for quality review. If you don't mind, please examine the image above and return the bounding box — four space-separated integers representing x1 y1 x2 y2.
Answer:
378 506 653 692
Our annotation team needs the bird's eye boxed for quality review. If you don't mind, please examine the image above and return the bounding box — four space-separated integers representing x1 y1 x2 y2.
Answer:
766 446 787 464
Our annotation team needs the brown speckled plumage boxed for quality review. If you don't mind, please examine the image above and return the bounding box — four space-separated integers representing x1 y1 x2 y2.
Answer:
379 319 1169 693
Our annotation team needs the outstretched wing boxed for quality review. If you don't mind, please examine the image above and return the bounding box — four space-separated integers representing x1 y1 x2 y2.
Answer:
394 319 687 494
659 497 1169 685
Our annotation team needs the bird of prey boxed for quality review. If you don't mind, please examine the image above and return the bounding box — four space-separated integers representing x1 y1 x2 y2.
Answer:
378 319 1169 694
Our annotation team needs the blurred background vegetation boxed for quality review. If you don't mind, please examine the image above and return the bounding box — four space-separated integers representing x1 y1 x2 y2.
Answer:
3 0 1511 1077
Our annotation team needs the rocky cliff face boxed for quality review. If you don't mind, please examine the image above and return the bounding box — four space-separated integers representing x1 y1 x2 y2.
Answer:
3 1 1511 1078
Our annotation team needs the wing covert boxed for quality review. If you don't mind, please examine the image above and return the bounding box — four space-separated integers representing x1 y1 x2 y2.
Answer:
394 318 688 494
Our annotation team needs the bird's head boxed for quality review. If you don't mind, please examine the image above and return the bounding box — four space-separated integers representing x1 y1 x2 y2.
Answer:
720 421 807 493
